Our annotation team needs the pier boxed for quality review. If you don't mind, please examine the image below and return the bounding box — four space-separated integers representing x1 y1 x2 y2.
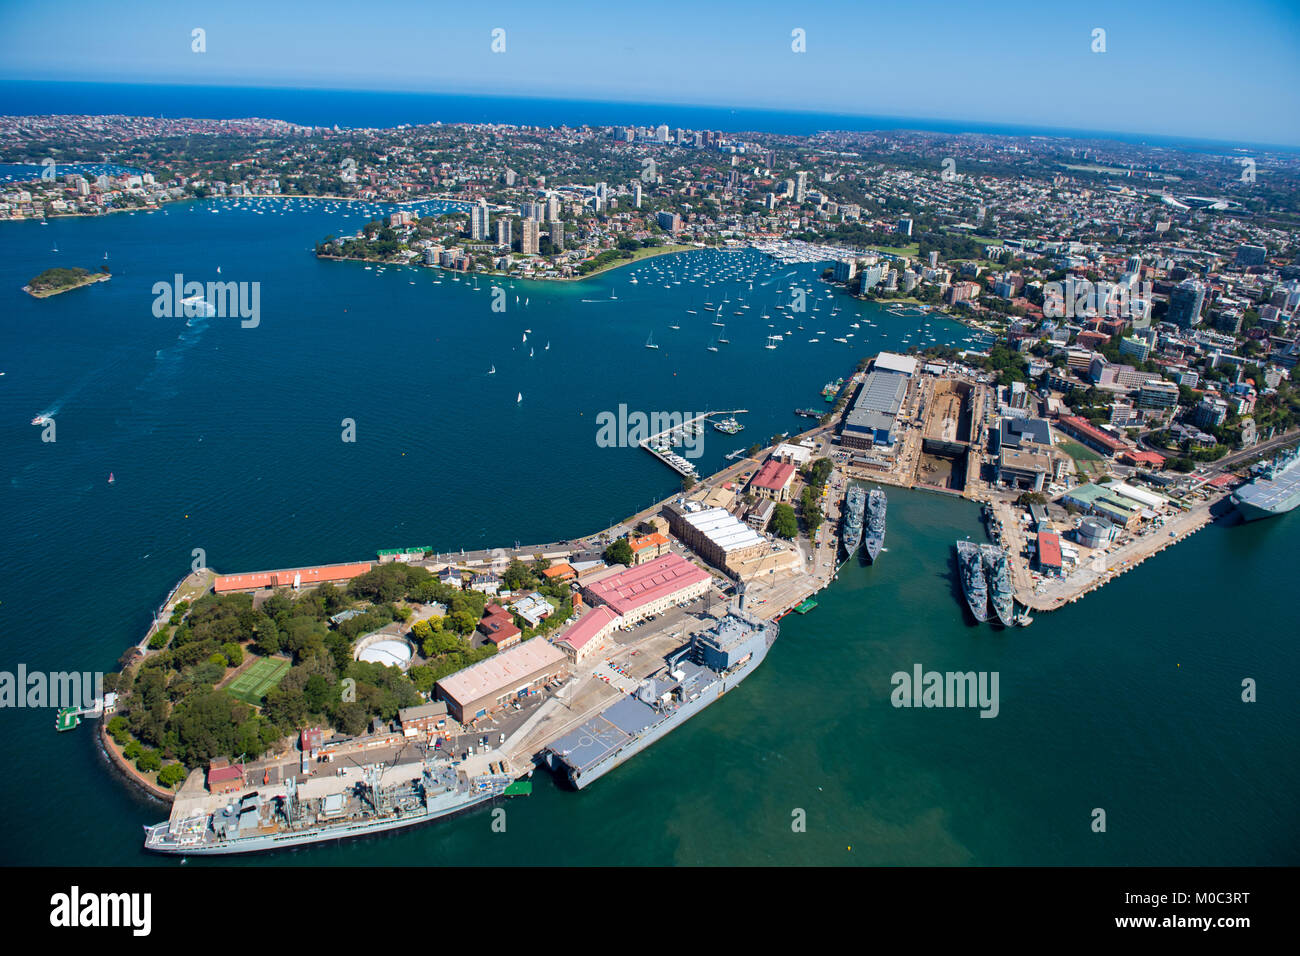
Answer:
638 409 748 477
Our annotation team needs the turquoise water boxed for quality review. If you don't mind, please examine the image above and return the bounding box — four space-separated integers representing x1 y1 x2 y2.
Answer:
0 199 1295 865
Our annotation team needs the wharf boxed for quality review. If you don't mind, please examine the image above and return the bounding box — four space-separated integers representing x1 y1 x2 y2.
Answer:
638 410 748 477
989 492 1226 613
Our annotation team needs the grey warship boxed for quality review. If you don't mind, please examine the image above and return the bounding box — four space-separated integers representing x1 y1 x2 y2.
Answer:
143 756 514 856
863 488 887 562
1233 443 1300 520
981 543 1015 627
955 540 990 622
546 602 777 790
840 485 866 560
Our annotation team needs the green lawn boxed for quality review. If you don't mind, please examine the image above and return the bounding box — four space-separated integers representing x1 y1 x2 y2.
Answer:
579 243 694 278
226 656 290 706
1058 438 1103 463
867 243 920 258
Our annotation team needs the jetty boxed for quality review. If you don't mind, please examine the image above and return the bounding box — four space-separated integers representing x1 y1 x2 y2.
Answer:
638 409 748 477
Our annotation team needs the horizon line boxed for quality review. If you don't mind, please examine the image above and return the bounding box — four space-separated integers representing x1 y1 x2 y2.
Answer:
2 76 1299 153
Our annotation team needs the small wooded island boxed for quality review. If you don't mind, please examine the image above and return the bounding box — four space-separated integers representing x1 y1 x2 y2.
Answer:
24 265 112 298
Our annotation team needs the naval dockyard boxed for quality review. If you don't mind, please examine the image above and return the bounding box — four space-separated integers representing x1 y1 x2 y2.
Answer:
110 349 1295 855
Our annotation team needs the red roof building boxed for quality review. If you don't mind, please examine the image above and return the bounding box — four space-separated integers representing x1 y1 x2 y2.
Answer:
540 562 576 582
1036 531 1063 573
583 553 711 625
1077 330 1109 351
478 604 522 650
628 532 671 565
1118 449 1166 468
214 562 373 593
1056 415 1128 456
206 760 244 794
748 459 797 502
555 605 622 663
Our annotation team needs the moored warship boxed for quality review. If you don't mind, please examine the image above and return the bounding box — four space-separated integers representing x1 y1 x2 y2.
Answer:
1233 443 1300 520
143 756 516 856
546 604 778 790
955 540 990 622
981 543 1015 627
863 489 887 562
841 485 866 560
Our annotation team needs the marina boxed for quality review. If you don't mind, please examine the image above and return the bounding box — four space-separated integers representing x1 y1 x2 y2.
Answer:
639 410 747 477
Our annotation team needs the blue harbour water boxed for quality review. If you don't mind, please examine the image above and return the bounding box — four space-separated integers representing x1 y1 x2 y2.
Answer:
0 195 1296 866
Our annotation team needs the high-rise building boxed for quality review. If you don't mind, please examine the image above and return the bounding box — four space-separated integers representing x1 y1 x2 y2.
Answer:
657 210 681 233
632 182 642 209
1119 336 1152 363
550 221 564 250
469 199 490 240
1137 380 1180 410
496 218 512 248
521 218 540 255
1235 244 1268 267
794 171 808 204
655 124 669 143
1168 278 1206 328
503 167 517 187
897 218 913 237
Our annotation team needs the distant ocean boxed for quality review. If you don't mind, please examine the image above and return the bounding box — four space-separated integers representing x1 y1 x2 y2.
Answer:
0 80 1289 152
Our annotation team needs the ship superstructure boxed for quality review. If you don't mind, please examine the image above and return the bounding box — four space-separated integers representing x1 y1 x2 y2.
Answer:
1233 443 1300 520
546 606 777 790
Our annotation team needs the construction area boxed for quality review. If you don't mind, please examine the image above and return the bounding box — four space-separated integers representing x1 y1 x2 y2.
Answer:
915 377 991 497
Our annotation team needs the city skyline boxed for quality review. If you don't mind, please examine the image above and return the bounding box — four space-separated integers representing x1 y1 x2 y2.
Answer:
1 0 1298 147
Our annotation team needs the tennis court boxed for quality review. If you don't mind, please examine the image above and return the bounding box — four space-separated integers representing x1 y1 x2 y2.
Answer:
226 657 290 705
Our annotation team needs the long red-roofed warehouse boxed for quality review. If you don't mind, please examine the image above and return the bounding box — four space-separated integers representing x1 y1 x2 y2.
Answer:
581 552 711 626
1036 531 1063 575
213 562 374 593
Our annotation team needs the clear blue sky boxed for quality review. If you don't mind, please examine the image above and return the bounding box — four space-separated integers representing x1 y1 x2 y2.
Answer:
2 0 1298 145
